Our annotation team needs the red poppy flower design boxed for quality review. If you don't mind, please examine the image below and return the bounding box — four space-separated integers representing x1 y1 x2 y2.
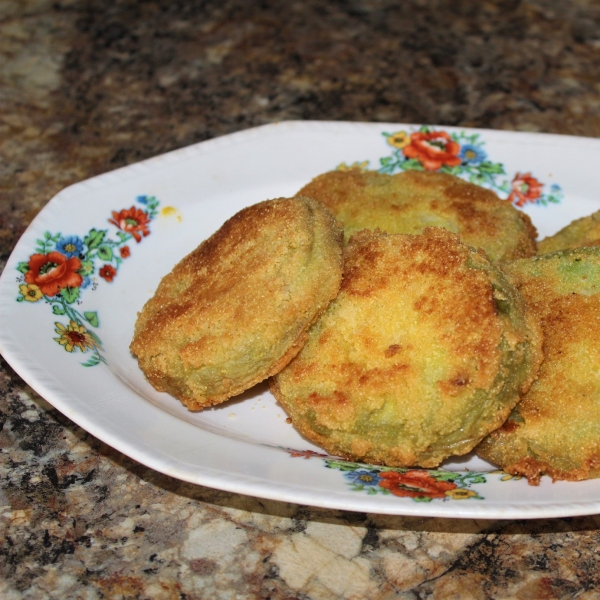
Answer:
507 172 543 207
99 264 117 282
378 470 457 499
24 251 83 296
119 245 131 258
109 206 151 243
403 131 462 171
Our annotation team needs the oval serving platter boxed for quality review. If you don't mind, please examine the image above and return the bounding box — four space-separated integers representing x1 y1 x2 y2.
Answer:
2 120 600 519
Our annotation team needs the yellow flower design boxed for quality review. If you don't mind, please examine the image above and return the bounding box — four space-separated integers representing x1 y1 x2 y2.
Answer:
386 131 410 149
501 473 523 482
445 488 479 500
19 283 43 302
463 148 478 161
336 161 370 172
54 320 99 353
490 470 523 482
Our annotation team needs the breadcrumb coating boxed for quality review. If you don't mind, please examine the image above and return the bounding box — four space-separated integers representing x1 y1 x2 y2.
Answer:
477 247 600 484
272 227 543 468
297 169 537 261
131 196 343 410
538 210 600 254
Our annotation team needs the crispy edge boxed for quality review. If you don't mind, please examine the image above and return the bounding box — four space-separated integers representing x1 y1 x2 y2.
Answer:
131 196 344 410
477 249 600 483
297 169 537 260
538 209 600 254
272 227 542 467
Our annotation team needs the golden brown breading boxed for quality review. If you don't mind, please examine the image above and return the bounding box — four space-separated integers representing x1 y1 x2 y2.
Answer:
477 248 600 484
271 228 543 468
297 169 537 261
538 209 600 254
130 196 343 410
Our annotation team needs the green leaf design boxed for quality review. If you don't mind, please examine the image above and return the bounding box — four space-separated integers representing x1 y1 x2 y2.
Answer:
402 159 424 171
84 229 106 250
16 262 29 274
52 305 66 315
465 475 487 484
432 471 461 482
440 165 462 175
326 460 366 472
469 173 489 186
84 311 99 327
82 355 100 367
145 196 160 211
79 260 94 275
97 246 113 261
60 286 80 304
87 329 103 347
478 161 505 175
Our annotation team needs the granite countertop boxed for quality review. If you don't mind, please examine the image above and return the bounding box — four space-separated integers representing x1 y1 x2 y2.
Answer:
3 1 600 598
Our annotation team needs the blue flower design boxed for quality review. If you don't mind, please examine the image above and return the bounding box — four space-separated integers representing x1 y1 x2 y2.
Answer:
56 236 84 258
136 195 149 204
459 144 487 165
80 275 92 289
344 469 381 487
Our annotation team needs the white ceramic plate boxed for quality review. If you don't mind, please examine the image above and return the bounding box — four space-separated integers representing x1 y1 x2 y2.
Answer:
2 121 600 519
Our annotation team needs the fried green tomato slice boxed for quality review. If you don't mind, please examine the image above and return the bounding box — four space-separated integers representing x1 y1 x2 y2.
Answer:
538 209 600 254
297 169 537 261
477 247 600 484
130 196 343 410
271 227 543 468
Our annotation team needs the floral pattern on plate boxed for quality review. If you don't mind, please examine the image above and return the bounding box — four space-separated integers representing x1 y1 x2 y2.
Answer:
15 195 160 367
284 448 494 502
328 461 485 502
340 126 563 207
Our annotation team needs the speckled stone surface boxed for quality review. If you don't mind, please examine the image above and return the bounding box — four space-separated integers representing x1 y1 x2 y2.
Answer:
3 1 600 598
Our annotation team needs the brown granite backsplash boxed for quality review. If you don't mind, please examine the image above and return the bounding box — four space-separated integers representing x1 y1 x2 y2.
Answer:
2 0 600 597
